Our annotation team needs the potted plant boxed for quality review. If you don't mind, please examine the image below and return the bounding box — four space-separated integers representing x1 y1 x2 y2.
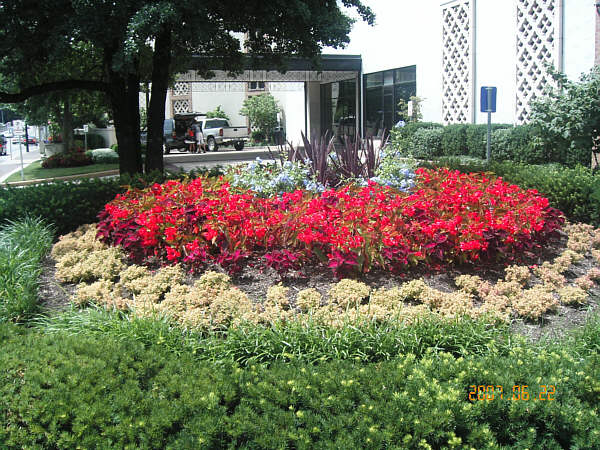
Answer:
43 122 65 156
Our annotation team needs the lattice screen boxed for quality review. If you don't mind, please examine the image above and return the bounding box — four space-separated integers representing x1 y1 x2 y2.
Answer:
441 0 474 124
173 82 190 96
515 0 562 123
172 99 191 114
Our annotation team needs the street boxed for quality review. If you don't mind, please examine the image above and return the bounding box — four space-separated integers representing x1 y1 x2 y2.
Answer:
0 140 40 182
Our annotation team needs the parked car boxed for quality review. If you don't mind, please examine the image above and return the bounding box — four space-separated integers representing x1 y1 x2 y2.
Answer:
163 113 204 154
20 137 37 145
195 118 249 152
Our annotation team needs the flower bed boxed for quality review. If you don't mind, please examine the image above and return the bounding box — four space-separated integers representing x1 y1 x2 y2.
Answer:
51 221 600 329
97 168 563 277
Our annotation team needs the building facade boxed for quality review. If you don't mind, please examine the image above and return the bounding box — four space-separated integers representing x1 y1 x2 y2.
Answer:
439 0 596 124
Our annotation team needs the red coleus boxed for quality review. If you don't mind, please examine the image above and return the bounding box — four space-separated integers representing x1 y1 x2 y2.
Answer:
96 169 564 277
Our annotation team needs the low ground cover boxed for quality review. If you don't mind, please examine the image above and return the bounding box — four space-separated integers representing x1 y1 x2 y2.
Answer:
4 160 118 182
2 320 599 448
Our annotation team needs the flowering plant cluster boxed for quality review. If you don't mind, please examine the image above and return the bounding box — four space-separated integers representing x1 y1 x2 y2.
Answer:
97 168 563 277
228 158 325 197
368 147 417 191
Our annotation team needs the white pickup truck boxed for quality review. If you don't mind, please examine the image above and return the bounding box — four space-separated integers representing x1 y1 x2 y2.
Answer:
196 118 249 151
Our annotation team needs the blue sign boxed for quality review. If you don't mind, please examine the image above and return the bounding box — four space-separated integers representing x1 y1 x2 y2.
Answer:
480 86 497 113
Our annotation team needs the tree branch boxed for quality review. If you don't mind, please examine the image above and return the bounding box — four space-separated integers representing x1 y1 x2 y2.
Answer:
0 80 109 103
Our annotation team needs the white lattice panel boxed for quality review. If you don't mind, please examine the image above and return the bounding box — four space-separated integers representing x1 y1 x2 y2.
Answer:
172 99 190 114
441 0 474 124
192 82 246 92
173 82 190 96
515 0 562 123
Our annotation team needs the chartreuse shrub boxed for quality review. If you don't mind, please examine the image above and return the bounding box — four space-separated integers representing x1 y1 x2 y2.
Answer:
0 217 53 322
0 178 124 236
424 159 600 226
2 320 600 448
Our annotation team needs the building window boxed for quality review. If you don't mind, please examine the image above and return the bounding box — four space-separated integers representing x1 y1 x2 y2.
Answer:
363 66 416 137
248 81 266 91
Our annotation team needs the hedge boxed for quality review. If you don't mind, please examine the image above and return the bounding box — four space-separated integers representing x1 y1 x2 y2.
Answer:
0 179 124 236
392 123 513 159
1 322 599 448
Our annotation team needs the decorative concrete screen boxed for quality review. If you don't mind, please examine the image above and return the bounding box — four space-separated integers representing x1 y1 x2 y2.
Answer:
515 0 563 123
441 0 474 124
171 82 192 115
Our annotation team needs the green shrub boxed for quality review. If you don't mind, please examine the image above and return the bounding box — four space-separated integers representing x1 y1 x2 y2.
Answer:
0 218 53 322
251 130 266 143
88 148 119 164
424 159 600 225
440 124 467 156
404 127 444 158
41 150 93 168
390 122 442 154
1 322 599 448
529 66 600 167
465 124 512 158
86 133 106 149
393 123 513 159
0 179 124 236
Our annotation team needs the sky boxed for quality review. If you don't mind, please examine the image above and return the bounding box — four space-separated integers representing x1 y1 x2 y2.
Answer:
325 1 438 73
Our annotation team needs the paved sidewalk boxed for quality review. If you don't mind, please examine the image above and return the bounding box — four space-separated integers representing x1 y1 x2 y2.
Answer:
0 143 41 183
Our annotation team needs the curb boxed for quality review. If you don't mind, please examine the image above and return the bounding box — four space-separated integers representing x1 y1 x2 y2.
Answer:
2 170 120 187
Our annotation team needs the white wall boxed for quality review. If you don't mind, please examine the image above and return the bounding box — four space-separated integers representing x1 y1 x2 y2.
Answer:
270 82 306 145
563 0 596 81
473 0 517 124
191 83 247 126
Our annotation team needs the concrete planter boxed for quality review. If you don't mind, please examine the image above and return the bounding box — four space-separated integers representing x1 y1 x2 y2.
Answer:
44 143 65 156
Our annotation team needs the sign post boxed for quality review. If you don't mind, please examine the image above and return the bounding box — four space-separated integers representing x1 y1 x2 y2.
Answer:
83 124 89 151
480 86 497 162
18 138 24 181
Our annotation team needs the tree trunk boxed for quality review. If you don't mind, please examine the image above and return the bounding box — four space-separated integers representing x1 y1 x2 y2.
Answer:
109 72 143 175
62 95 74 150
146 28 172 174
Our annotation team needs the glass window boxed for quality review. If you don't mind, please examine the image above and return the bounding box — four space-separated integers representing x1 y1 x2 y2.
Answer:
248 81 265 90
395 66 416 83
365 72 383 89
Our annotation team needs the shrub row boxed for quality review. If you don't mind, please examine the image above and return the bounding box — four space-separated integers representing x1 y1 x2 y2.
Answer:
424 159 600 226
0 218 53 322
391 122 513 160
0 179 124 236
392 122 591 166
2 321 599 448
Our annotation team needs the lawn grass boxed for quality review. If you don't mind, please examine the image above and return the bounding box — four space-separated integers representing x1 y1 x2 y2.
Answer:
5 160 118 182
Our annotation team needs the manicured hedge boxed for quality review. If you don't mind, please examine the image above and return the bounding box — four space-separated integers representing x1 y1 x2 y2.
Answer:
425 159 600 226
392 123 512 159
0 179 124 236
393 122 591 166
1 322 599 448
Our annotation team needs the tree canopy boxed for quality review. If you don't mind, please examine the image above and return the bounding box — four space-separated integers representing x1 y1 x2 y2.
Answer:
0 0 374 175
